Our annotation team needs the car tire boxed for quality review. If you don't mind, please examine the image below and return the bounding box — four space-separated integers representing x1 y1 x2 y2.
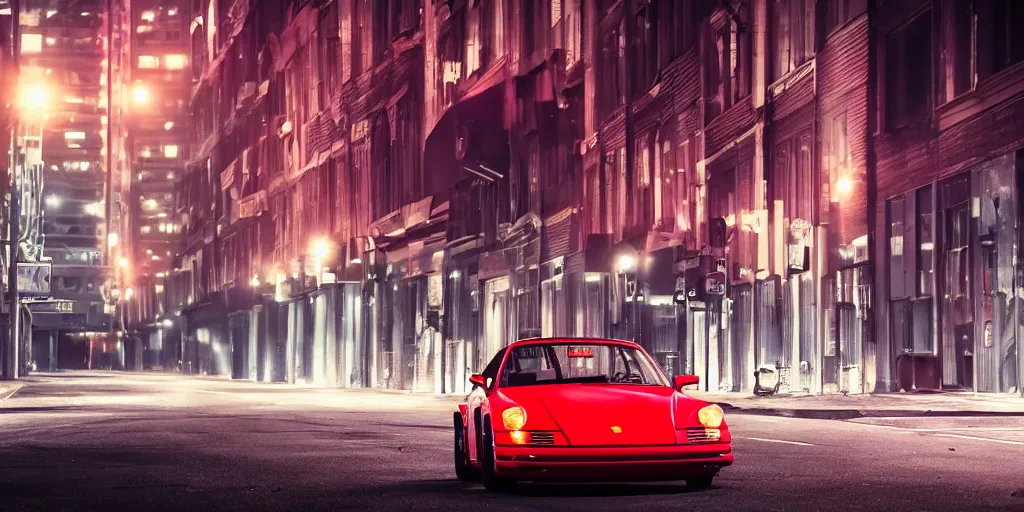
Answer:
685 474 715 489
453 414 475 482
480 416 515 492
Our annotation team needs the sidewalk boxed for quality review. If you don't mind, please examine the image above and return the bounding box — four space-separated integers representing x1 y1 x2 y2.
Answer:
0 382 23 400
689 390 1024 419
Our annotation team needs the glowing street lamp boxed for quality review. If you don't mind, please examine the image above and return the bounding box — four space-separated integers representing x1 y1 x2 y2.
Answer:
118 257 129 268
835 176 854 195
133 84 151 105
44 195 61 208
18 83 49 111
617 254 637 273
313 238 330 260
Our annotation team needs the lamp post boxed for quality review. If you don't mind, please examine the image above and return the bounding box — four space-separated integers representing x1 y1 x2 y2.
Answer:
617 254 639 343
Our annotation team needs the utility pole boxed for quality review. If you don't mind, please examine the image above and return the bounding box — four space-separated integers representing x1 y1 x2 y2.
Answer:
4 0 21 381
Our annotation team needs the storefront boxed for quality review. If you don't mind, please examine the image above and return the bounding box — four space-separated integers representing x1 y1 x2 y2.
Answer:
885 152 1022 394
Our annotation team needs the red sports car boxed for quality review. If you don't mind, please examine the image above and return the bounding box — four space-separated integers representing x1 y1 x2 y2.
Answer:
453 338 733 491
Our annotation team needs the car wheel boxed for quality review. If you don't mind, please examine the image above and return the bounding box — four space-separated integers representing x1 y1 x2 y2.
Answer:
453 414 475 482
480 416 515 492
686 474 715 489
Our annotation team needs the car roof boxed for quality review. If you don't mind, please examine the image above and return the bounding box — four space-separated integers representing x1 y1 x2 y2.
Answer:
509 337 640 348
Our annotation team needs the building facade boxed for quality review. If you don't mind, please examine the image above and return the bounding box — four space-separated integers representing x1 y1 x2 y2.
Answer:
118 0 1023 396
116 0 191 370
16 0 115 371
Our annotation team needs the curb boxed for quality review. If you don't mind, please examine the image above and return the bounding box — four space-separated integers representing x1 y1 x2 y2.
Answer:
0 383 24 401
716 403 1024 420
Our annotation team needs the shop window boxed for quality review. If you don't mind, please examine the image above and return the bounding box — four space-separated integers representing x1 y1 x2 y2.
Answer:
885 11 933 129
916 185 934 297
888 196 908 299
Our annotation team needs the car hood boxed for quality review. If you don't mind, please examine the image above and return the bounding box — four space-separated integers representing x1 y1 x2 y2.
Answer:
501 384 701 446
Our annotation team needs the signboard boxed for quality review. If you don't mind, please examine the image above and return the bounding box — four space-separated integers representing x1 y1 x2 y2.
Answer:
238 190 268 219
704 271 726 296
18 262 52 294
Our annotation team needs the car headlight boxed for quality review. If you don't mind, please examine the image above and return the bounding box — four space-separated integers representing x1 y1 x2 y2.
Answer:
501 406 527 430
698 404 724 428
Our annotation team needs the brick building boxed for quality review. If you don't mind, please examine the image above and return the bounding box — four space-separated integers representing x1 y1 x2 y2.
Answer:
124 0 1023 396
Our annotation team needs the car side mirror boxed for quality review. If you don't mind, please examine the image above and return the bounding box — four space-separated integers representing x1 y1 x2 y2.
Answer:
674 374 700 391
469 374 487 389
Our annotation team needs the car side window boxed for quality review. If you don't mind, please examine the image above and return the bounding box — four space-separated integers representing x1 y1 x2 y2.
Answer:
481 347 507 388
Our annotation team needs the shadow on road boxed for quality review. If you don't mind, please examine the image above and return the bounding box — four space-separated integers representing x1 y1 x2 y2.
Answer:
371 478 707 498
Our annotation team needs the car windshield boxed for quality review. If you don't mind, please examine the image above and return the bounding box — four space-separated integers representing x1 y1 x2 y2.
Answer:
499 343 669 387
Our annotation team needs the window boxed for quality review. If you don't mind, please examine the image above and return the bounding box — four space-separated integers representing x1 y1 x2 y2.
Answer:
706 1 752 122
137 55 158 69
885 11 932 129
355 0 373 75
976 0 1024 81
22 33 42 54
772 0 814 80
727 2 753 105
564 0 581 68
674 139 692 233
939 0 973 102
822 0 867 36
465 2 481 75
632 1 658 96
340 0 353 82
888 197 907 299
500 343 668 387
484 0 506 66
164 54 187 70
658 0 696 68
916 185 934 296
597 21 624 121
163 145 179 159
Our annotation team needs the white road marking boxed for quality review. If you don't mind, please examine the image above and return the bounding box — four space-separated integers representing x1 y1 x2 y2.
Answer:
932 433 1024 446
739 436 814 446
850 421 1024 433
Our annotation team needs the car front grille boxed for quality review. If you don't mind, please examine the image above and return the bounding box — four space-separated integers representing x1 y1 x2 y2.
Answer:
683 427 722 444
529 432 556 445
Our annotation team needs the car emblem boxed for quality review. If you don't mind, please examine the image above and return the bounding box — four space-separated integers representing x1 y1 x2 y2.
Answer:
610 426 622 434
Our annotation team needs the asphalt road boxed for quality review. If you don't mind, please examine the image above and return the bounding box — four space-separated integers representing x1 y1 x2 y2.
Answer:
1 372 1023 512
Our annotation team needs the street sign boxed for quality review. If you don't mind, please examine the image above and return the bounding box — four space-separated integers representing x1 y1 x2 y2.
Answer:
704 271 726 296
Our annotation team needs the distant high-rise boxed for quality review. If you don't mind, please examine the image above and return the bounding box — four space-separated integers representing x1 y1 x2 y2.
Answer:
19 0 111 360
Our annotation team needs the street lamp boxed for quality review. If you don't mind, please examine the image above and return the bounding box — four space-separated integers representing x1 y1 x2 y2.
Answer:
132 84 150 105
17 83 49 111
836 176 853 195
44 195 61 208
617 254 637 273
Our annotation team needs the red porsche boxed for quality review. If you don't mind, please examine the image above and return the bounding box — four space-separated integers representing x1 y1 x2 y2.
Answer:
453 338 733 491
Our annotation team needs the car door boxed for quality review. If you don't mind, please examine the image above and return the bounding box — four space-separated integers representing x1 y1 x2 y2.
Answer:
468 347 506 463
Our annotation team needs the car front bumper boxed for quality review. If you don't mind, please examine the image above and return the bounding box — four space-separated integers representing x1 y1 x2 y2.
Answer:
493 443 733 482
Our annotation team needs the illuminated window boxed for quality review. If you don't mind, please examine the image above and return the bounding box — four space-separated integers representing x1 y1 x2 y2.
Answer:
141 225 152 234
22 34 42 54
64 131 86 140
137 25 153 33
166 172 175 180
164 54 187 70
45 37 56 46
163 145 179 159
145 199 158 209
164 121 174 130
141 10 155 22
140 147 153 158
138 55 159 69
168 8 178 16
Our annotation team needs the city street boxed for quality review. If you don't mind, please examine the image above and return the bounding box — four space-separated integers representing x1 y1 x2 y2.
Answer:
1 373 1023 511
